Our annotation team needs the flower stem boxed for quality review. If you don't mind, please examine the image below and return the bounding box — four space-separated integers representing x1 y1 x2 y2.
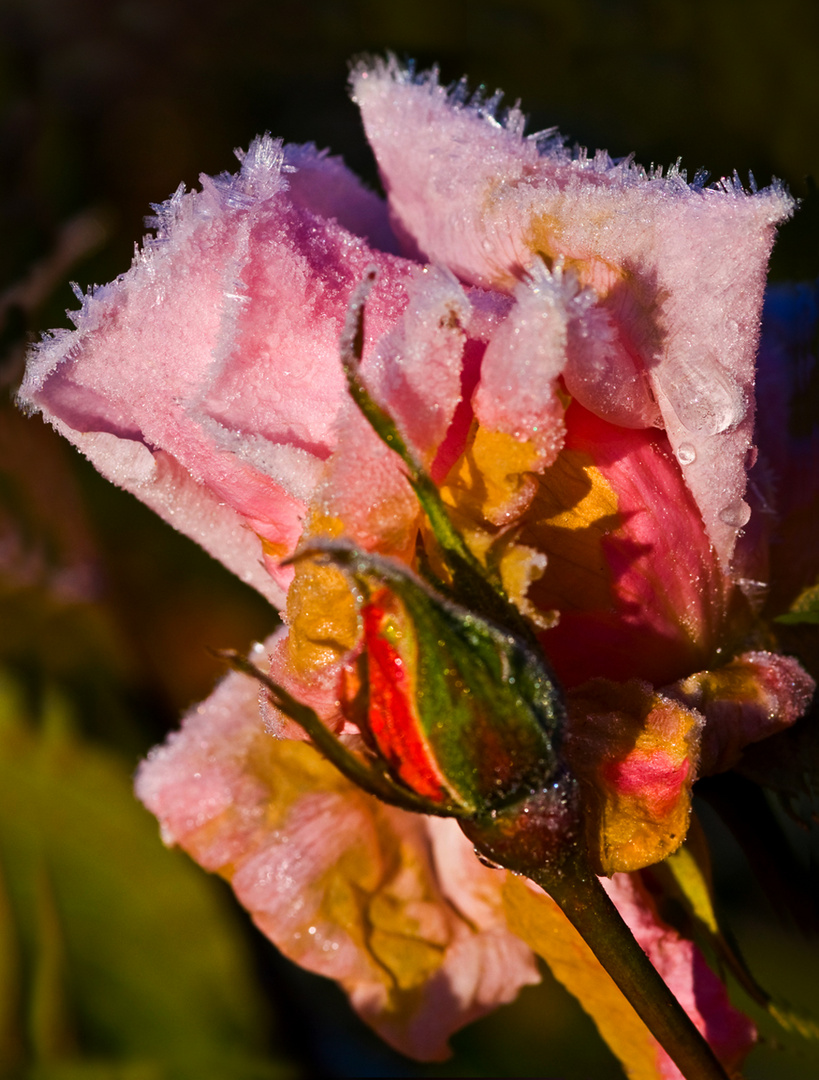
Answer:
533 860 731 1080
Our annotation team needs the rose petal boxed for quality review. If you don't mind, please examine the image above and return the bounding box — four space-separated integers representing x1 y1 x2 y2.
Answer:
364 265 470 465
353 58 794 566
504 871 755 1080
472 262 568 469
667 650 816 775
283 141 400 254
528 403 735 687
136 648 539 1061
20 135 418 599
566 679 703 873
602 874 756 1080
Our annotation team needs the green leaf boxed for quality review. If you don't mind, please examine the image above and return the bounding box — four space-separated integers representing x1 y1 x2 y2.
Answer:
774 582 819 625
0 671 295 1079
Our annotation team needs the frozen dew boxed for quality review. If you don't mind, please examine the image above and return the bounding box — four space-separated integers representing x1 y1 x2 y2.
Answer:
663 354 746 436
676 442 697 466
718 499 752 529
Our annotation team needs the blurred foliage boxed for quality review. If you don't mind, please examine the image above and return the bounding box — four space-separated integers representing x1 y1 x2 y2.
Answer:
1 1 819 1077
0 670 295 1079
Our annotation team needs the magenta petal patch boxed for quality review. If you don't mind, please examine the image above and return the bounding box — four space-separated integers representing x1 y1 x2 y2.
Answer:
603 874 756 1079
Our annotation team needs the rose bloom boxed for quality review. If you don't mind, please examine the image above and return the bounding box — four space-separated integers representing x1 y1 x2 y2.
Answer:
21 59 815 1079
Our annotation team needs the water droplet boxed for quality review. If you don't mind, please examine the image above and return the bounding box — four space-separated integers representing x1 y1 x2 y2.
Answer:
663 355 745 436
718 499 751 528
473 847 504 870
676 442 697 466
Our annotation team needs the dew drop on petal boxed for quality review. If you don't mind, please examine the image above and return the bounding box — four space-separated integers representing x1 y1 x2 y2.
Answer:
473 847 503 870
718 499 751 528
676 442 697 466
663 354 745 436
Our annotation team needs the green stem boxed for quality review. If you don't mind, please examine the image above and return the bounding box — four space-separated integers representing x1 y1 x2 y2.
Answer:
533 860 731 1080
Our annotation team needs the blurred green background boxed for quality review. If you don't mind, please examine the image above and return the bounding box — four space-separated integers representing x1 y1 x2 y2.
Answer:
1 1 818 1077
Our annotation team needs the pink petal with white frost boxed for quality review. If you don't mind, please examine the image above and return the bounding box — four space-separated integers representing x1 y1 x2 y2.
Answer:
603 874 756 1079
307 397 419 559
363 265 470 465
137 643 539 1062
564 285 663 430
196 140 415 467
283 142 400 254
353 59 794 566
21 135 417 597
473 262 567 467
303 266 474 556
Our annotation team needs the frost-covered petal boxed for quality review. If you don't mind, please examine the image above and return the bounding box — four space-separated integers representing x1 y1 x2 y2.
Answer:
472 262 567 470
136 647 539 1061
364 265 470 466
20 135 417 598
353 58 794 566
282 141 400 254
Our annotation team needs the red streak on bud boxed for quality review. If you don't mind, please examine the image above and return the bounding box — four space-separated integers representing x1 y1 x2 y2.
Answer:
362 599 449 802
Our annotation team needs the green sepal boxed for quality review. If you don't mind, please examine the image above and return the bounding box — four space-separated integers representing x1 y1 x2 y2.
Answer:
340 270 539 648
216 649 471 820
301 542 565 816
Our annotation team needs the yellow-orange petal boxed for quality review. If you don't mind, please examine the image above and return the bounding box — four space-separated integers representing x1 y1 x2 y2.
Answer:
565 679 703 875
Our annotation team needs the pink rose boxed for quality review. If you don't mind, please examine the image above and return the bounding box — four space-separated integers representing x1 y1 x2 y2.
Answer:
21 57 813 1078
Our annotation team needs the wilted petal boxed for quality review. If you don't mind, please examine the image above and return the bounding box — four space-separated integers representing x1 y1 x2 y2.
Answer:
668 650 816 775
602 874 756 1080
136 648 539 1061
353 58 794 566
565 679 703 874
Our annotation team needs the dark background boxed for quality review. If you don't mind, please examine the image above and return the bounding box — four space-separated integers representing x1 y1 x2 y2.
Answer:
1 1 819 1077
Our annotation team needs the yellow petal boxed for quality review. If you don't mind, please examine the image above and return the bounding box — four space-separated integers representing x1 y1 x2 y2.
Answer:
285 513 359 675
503 875 664 1080
566 680 702 874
